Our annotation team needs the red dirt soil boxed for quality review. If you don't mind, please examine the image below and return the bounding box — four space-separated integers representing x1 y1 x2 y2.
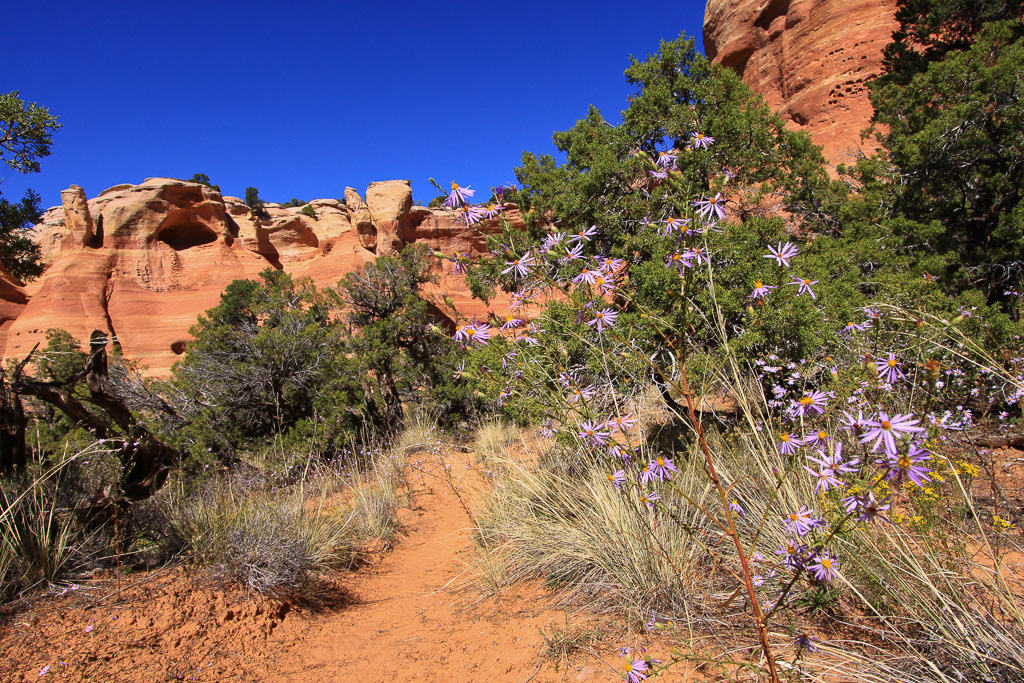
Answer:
0 451 660 682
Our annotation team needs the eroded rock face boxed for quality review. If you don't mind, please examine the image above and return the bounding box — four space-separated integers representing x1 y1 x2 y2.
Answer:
704 0 898 165
5 179 522 377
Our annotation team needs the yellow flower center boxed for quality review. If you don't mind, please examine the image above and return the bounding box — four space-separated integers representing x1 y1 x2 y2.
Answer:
657 458 665 467
818 431 827 440
881 421 892 430
800 396 814 406
821 558 832 569
888 358 898 367
754 280 763 288
781 434 791 442
898 455 912 469
451 182 459 190
803 279 811 285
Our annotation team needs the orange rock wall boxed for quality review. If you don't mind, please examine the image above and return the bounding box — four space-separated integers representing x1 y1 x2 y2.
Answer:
703 0 898 165
4 179 520 378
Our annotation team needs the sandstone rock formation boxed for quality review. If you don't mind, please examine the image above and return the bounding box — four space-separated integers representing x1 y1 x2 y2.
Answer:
4 179 522 377
704 0 898 166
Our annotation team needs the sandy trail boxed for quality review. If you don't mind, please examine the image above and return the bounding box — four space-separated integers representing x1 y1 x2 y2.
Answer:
266 450 607 682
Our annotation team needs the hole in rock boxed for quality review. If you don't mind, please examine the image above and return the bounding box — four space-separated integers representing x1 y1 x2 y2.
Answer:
158 223 217 251
171 341 188 355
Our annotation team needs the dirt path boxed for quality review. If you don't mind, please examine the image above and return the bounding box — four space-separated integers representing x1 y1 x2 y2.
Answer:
264 450 610 682
0 450 622 682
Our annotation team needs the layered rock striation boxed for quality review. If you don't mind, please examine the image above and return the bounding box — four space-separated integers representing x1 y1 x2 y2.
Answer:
5 178 519 377
704 0 898 165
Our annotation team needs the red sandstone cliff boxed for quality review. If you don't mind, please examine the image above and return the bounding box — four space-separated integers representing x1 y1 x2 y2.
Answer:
3 179 519 377
704 0 898 166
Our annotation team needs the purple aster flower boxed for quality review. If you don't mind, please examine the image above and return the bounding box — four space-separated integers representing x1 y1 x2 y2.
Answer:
878 441 933 487
649 168 668 180
451 251 472 275
783 506 821 537
685 246 712 266
452 361 465 380
821 442 859 473
571 225 598 244
587 308 618 334
927 412 962 431
859 412 926 455
728 500 745 517
605 413 638 433
690 131 715 149
622 656 649 682
592 272 616 295
481 203 505 220
573 265 601 285
607 469 627 489
567 385 596 404
655 149 678 168
541 231 566 252
561 242 584 262
454 319 491 346
750 280 776 300
609 443 635 461
457 204 485 226
501 252 535 280
579 420 611 446
764 242 799 267
776 539 806 569
789 275 819 300
804 429 831 450
661 216 685 237
840 491 891 524
693 193 726 221
646 456 678 482
864 307 882 324
804 459 845 494
878 353 906 384
841 410 870 438
500 314 525 330
778 432 801 455
442 182 475 208
794 633 818 653
839 320 865 336
808 550 839 582
600 256 626 273
639 491 661 508
666 250 693 274
793 390 828 417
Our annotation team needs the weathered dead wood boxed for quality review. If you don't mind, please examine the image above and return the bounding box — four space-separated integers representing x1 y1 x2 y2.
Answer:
9 330 181 501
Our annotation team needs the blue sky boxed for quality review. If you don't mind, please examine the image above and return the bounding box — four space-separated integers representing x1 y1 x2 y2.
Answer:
2 1 706 210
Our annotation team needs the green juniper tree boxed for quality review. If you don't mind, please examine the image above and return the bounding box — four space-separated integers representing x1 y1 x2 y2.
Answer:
0 91 61 281
868 12 1024 302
